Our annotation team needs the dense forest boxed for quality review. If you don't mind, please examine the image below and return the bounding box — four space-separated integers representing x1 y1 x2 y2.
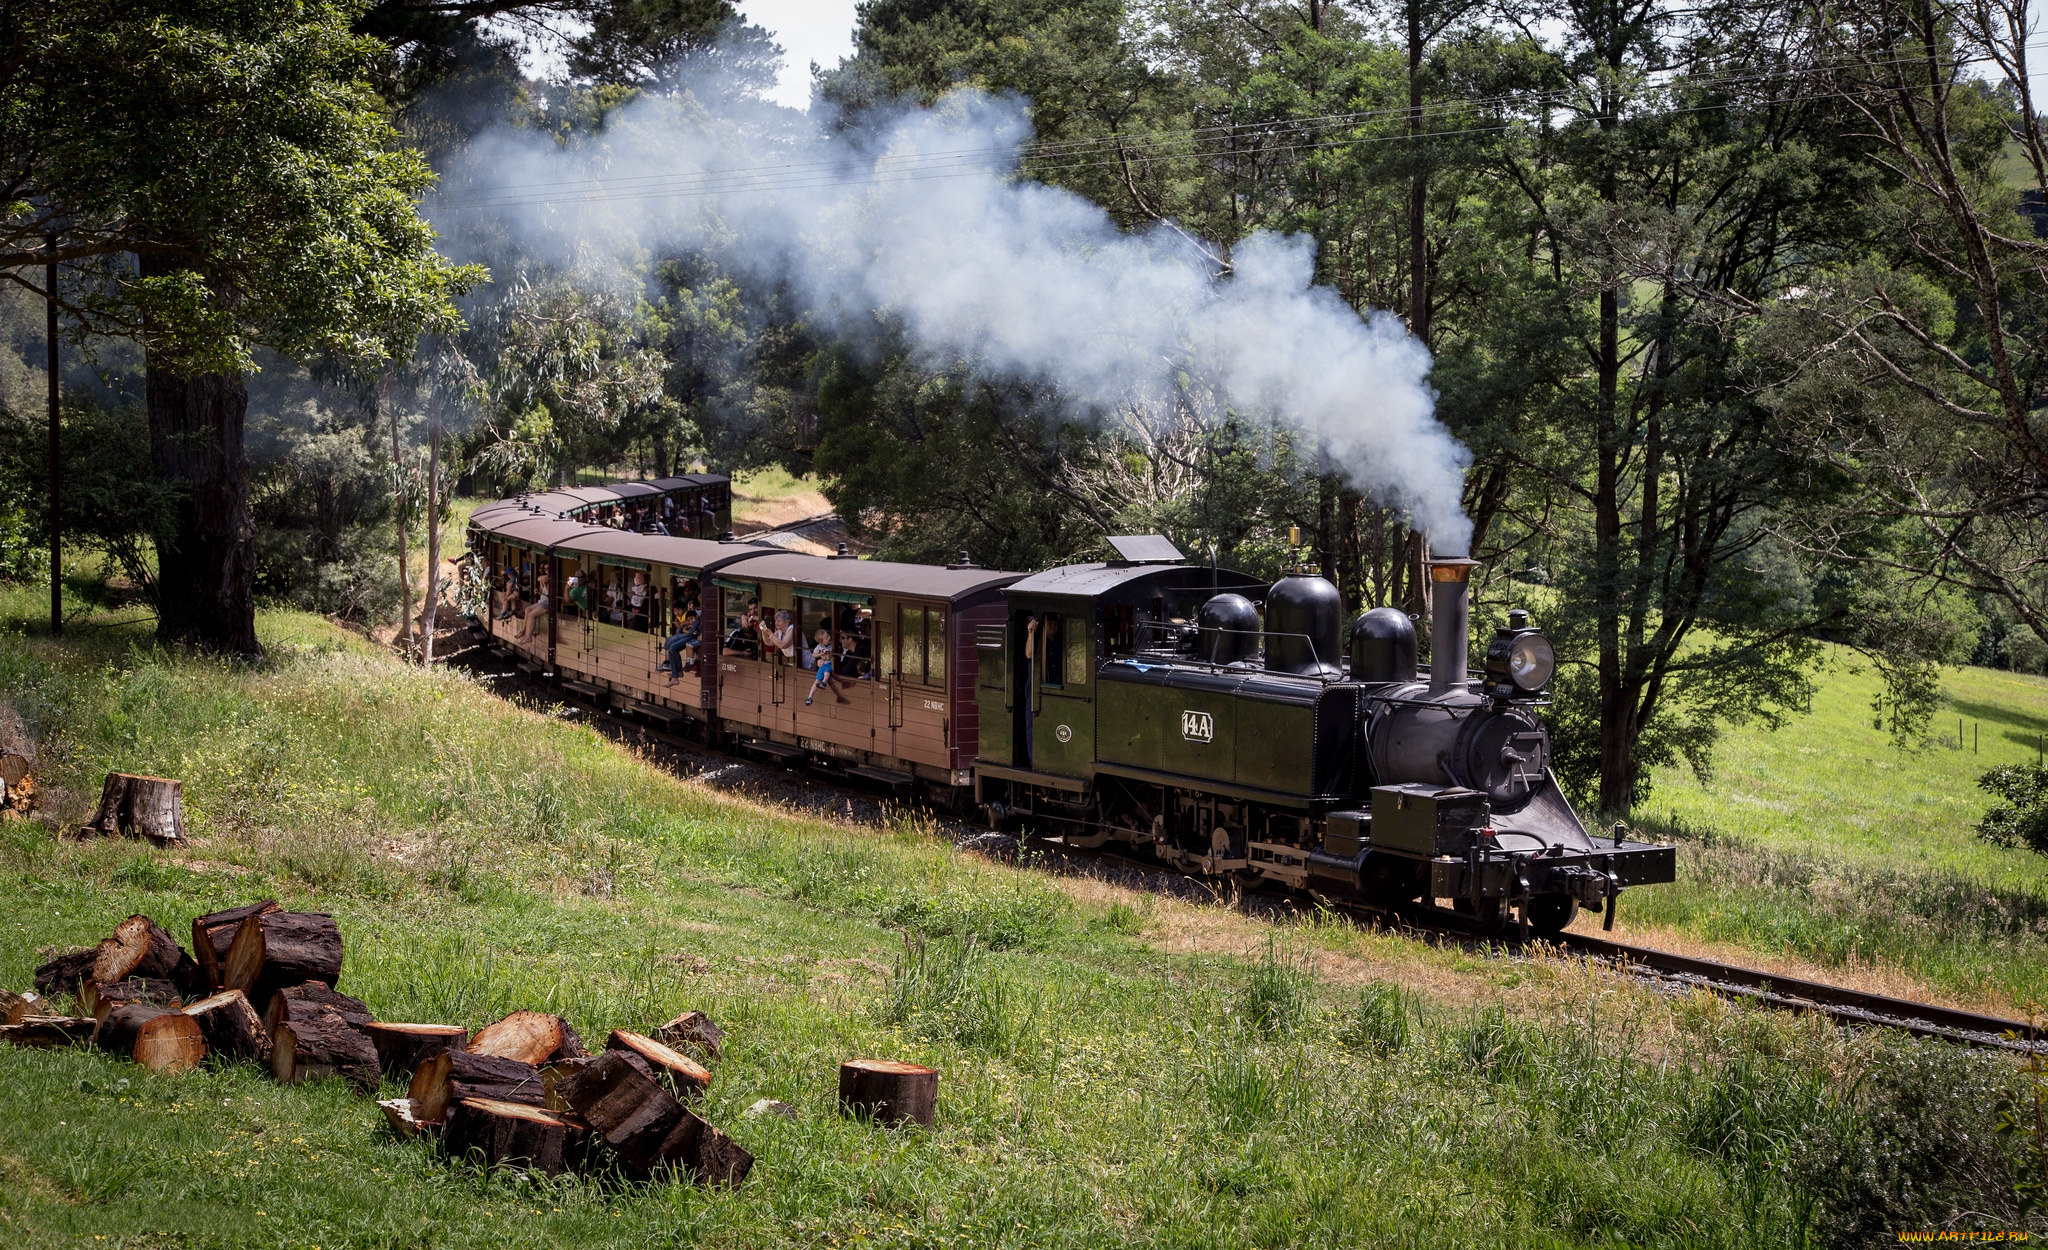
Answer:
3 0 2047 816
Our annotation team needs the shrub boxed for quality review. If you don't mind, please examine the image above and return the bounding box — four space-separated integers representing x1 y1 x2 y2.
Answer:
1977 765 2048 856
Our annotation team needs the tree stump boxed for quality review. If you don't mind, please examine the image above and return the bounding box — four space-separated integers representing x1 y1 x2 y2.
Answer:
0 989 48 1026
34 949 96 999
364 1023 467 1078
261 981 371 1037
190 900 278 991
98 1003 207 1073
85 977 183 1023
182 989 271 1062
271 1004 379 1090
654 1010 724 1061
554 1048 688 1178
443 1097 583 1176
1 701 35 811
81 773 186 845
222 912 342 1014
607 1030 710 1095
1 1015 97 1048
838 1059 939 1127
468 1010 586 1066
408 1050 545 1124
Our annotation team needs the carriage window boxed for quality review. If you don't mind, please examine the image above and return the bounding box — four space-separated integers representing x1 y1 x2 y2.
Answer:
1040 614 1065 688
876 616 895 680
900 606 927 683
926 609 947 686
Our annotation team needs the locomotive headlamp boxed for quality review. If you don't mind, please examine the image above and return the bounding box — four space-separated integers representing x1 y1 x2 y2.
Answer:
1484 609 1555 696
1506 632 1555 691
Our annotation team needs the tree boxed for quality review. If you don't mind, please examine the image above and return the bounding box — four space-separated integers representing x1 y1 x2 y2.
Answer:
4 0 476 654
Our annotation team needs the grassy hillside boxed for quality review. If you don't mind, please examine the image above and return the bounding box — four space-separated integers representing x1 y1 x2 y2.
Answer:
0 593 2037 1246
1624 651 2048 1010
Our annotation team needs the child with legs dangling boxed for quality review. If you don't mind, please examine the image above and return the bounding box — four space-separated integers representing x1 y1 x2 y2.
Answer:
804 627 836 706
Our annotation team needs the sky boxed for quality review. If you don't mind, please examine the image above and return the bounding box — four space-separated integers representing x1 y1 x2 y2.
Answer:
742 0 862 108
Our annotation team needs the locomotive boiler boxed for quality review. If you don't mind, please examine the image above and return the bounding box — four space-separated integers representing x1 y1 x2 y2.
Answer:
971 544 1674 935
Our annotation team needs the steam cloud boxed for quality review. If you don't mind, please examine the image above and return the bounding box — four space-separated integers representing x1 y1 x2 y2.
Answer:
430 84 1474 553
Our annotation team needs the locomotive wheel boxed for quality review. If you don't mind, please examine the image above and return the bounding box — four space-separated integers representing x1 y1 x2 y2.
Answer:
1454 897 1508 938
1525 895 1578 936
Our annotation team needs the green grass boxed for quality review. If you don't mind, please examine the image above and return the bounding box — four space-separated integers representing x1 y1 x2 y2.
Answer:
1630 649 2048 1007
0 590 2038 1246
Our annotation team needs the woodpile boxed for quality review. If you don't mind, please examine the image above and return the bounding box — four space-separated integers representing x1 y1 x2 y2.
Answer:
2 898 947 1188
0 702 33 819
79 772 186 846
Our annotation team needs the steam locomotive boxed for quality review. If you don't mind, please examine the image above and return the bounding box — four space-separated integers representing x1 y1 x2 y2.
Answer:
471 481 1675 936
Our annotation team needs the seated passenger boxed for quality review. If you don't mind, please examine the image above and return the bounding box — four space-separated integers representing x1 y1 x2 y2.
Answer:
516 574 551 642
627 571 650 630
563 570 589 617
762 609 797 664
661 607 701 683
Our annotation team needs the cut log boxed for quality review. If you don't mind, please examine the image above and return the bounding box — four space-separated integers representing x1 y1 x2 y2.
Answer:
468 1010 586 1066
34 949 96 999
1 1015 97 1048
379 1097 431 1140
655 1010 724 1061
89 915 200 1001
443 1097 582 1176
678 1111 753 1188
838 1059 939 1127
190 900 279 991
364 1023 467 1078
97 1003 207 1074
0 701 35 805
182 989 270 1062
85 977 182 1023
261 981 371 1038
541 1056 596 1112
554 1048 686 1178
408 1050 545 1124
606 1029 709 1094
82 772 186 845
271 1004 379 1090
222 912 342 1014
0 989 46 1026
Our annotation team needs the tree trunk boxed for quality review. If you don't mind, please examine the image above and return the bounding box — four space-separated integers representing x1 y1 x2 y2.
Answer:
838 1058 939 1127
81 774 187 846
261 981 371 1037
606 1029 710 1093
468 1010 585 1066
392 400 414 660
654 1011 724 1062
222 912 343 1016
142 253 259 658
1406 0 1431 351
1 1015 96 1047
443 1097 583 1176
98 1003 207 1073
190 900 279 992
408 1050 545 1124
271 1004 379 1089
0 701 34 806
365 1022 467 1078
421 398 442 665
182 989 270 1061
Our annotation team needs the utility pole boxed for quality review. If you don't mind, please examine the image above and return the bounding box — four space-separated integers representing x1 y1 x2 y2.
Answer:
46 232 60 637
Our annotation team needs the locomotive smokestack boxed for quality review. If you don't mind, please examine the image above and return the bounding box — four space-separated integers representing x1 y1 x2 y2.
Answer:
1428 559 1479 694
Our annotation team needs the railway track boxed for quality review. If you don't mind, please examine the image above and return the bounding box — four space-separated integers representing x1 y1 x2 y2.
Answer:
463 642 2048 1058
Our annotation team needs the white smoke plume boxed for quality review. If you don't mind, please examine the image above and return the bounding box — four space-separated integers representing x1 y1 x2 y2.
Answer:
429 84 1474 552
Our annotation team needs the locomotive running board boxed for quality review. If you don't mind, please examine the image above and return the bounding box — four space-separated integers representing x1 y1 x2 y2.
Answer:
1091 762 1315 809
974 762 1087 793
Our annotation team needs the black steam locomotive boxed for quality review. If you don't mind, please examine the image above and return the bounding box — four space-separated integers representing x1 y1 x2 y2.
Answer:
971 544 1675 935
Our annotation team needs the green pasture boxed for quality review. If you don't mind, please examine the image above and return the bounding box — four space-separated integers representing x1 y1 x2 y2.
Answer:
0 589 2035 1246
